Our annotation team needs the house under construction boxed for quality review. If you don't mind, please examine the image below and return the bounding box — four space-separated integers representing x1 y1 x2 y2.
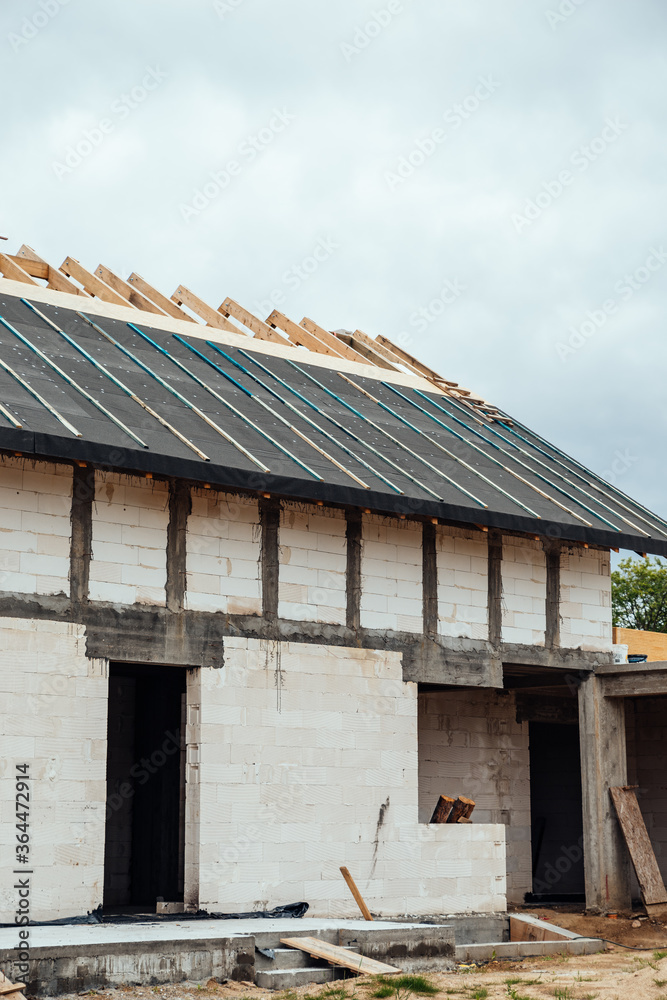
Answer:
0 243 665 929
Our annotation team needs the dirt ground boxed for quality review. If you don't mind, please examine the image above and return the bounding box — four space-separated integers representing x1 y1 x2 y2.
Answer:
46 911 667 1000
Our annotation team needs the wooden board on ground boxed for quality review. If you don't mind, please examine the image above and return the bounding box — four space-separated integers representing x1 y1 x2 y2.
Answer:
280 936 400 975
610 785 667 915
0 970 26 1000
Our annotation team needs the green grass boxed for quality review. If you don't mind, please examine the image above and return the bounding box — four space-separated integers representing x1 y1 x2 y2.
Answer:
655 950 667 961
370 975 439 998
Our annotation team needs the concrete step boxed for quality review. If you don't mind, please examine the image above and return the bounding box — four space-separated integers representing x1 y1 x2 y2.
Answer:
255 947 320 970
255 966 337 989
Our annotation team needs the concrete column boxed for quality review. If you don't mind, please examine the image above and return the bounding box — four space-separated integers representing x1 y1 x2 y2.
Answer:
578 674 631 911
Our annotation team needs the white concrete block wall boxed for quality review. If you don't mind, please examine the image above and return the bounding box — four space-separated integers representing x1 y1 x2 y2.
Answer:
502 536 547 646
185 489 261 615
89 472 169 606
0 456 72 597
197 637 506 916
279 503 347 625
0 618 108 921
418 688 531 905
361 515 423 633
437 525 488 640
560 546 612 651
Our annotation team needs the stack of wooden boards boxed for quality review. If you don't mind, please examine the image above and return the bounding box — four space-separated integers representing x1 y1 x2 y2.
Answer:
430 794 476 824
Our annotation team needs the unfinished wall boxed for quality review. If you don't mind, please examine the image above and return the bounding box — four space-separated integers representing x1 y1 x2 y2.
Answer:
278 502 347 624
501 536 546 646
0 456 72 597
560 546 612 651
626 697 667 891
185 489 261 615
418 688 531 905
89 472 169 606
361 515 423 633
437 525 488 640
0 617 108 921
196 637 506 916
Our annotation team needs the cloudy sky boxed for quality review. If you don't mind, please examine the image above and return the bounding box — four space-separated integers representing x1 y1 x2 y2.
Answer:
1 0 665 555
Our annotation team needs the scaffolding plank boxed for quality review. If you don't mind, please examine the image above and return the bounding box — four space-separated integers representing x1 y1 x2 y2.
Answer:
280 937 400 975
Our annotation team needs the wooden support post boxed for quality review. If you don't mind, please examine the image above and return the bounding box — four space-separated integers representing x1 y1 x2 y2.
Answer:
430 794 455 824
339 866 373 921
578 674 632 912
166 481 191 612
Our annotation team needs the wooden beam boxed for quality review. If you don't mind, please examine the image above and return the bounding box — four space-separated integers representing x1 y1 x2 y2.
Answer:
375 333 453 383
300 316 373 365
339 866 373 921
60 257 128 307
267 309 345 358
95 264 168 316
220 298 286 344
281 937 399 975
354 328 413 370
171 285 240 332
430 794 455 823
347 332 398 370
127 273 196 322
448 795 475 823
0 253 38 285
15 244 89 295
610 785 667 915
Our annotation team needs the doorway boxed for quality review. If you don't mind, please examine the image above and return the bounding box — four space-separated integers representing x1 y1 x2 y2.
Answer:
103 663 186 910
529 721 585 902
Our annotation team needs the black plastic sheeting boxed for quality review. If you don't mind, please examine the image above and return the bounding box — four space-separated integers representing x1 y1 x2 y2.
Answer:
0 901 309 927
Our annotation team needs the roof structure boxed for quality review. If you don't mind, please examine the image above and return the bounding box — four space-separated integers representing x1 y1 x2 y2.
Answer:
1 243 666 555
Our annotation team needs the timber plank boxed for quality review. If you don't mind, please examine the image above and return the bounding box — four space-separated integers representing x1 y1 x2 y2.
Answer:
280 936 400 975
610 785 667 910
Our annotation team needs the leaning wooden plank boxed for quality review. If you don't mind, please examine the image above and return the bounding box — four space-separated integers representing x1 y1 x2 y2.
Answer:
448 796 476 824
0 969 27 1000
172 285 239 332
430 794 456 824
220 298 286 344
15 244 89 295
300 317 373 366
60 257 128 306
0 253 38 285
280 937 400 975
95 264 168 316
610 785 667 913
127 273 196 321
340 866 373 921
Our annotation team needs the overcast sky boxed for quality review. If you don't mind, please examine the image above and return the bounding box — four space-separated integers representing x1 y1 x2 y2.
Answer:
1 0 666 555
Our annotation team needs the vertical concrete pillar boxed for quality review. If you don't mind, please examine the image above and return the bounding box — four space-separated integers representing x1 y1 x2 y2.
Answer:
183 668 201 912
578 674 631 911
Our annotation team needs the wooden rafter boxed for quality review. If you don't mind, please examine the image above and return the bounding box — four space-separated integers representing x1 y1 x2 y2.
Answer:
60 257 128 307
300 316 372 366
354 328 418 372
172 285 240 333
95 264 168 316
0 253 37 285
14 244 89 296
127 273 196 322
338 331 397 371
268 309 346 358
220 299 286 345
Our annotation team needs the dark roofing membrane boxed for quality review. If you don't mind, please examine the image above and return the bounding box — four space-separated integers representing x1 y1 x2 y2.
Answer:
0 291 665 555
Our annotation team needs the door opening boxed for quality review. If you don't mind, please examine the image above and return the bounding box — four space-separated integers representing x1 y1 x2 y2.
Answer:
103 663 186 910
528 721 585 903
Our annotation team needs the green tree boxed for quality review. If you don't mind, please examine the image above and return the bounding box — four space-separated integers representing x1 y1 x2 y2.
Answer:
612 556 667 632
